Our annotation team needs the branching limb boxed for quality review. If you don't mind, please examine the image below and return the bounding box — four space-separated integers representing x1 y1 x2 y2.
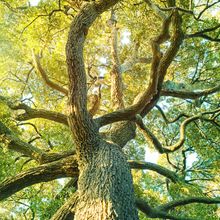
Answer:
0 120 75 163
136 198 192 220
196 0 220 20
185 23 220 42
91 9 183 154
166 108 220 152
99 8 183 127
136 195 220 219
0 155 78 201
102 121 136 148
0 155 181 204
161 84 220 99
109 9 125 110
0 121 46 162
16 107 68 125
66 1 121 150
136 108 220 153
136 12 172 106
165 114 207 152
140 9 184 117
32 52 68 96
0 95 68 125
135 115 165 153
129 160 179 182
156 10 183 85
96 12 179 127
156 105 188 123
159 197 220 211
186 24 220 38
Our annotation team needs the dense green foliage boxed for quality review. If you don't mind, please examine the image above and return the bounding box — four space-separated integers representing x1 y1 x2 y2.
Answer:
0 0 220 219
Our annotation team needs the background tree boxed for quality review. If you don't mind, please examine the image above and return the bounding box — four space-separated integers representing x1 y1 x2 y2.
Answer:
0 0 220 219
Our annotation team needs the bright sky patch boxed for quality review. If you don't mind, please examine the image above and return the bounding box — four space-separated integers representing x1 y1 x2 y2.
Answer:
29 0 41 6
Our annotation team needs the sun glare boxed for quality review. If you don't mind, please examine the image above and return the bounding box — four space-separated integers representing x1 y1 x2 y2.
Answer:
145 148 159 163
29 0 41 6
121 30 131 45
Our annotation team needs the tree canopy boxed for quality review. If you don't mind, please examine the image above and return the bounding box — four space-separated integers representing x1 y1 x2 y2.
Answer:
0 0 220 219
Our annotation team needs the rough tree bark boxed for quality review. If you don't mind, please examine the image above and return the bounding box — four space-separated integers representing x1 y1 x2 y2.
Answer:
65 1 138 219
74 140 138 219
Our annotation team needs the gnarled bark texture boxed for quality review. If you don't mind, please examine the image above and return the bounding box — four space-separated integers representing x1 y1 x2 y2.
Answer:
74 141 138 219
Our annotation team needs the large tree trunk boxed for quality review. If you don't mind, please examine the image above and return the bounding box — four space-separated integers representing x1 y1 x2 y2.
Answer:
65 2 139 219
74 140 138 220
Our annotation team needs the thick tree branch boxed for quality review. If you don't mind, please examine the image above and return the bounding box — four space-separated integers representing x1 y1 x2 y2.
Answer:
0 95 68 125
159 197 220 211
136 196 220 219
136 198 191 220
140 9 184 117
0 121 46 162
102 121 136 147
32 52 68 96
0 120 75 163
16 107 68 126
161 84 220 99
135 11 173 111
88 87 101 116
156 10 183 86
41 150 76 164
0 155 78 201
129 160 179 182
66 1 121 151
0 154 181 204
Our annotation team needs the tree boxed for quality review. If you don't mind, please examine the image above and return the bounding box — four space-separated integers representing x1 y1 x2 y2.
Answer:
0 0 220 219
